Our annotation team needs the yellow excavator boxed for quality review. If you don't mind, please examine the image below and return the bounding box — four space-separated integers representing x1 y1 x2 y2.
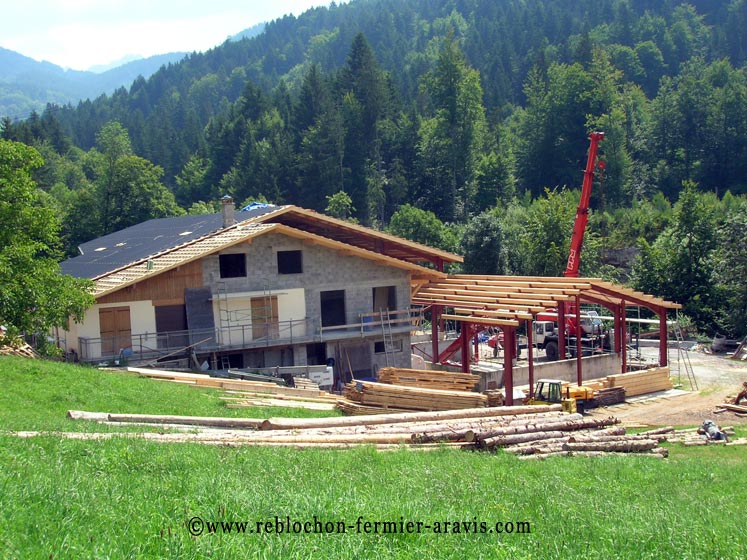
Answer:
525 379 597 414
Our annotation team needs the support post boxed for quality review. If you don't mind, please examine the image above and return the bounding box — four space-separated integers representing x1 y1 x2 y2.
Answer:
460 322 471 373
503 327 515 406
659 310 668 367
621 301 627 373
613 304 623 355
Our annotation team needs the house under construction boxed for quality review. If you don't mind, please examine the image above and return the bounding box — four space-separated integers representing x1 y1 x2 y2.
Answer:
60 198 681 399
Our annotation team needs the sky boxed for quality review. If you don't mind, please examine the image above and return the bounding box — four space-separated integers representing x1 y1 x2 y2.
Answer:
3 0 336 71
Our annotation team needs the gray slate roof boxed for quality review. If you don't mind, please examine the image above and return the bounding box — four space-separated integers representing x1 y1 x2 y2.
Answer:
60 206 275 279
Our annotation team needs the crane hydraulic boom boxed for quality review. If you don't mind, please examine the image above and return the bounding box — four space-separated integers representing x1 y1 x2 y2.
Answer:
563 131 604 278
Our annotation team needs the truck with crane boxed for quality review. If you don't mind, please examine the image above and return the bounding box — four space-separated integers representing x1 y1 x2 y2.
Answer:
533 131 607 361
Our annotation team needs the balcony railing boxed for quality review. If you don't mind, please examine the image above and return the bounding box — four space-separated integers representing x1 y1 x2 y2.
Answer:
78 307 423 363
319 307 423 339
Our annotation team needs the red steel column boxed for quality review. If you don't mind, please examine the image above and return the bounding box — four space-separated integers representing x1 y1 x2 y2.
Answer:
621 302 627 373
659 310 669 367
461 322 471 373
503 327 515 405
613 303 623 354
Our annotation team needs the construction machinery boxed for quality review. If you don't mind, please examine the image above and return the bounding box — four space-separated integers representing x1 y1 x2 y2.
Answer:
533 131 607 361
533 310 605 361
525 379 598 414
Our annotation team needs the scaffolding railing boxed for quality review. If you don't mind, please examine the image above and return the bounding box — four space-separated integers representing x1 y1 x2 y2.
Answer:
78 307 424 363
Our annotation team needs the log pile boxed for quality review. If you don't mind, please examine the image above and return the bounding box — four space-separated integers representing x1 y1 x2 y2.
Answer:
61 405 670 456
470 417 668 458
377 367 479 391
335 400 412 415
606 367 673 397
344 380 487 411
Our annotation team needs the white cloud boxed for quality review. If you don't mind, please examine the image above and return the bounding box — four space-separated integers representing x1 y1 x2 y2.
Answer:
2 0 337 70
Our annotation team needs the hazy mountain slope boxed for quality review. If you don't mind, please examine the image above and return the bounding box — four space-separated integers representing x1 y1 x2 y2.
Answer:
0 47 187 119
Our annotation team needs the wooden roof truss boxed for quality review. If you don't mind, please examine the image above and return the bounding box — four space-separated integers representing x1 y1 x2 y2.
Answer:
413 274 680 327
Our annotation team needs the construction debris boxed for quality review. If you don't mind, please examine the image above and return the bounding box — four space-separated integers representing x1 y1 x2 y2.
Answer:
732 382 747 405
730 336 747 360
0 337 38 358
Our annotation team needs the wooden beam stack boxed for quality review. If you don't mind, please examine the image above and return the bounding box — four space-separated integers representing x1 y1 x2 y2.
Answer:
344 380 487 411
377 367 479 391
606 367 673 397
595 387 626 406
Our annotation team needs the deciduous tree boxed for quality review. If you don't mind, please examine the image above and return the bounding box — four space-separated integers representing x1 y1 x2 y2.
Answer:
0 140 94 342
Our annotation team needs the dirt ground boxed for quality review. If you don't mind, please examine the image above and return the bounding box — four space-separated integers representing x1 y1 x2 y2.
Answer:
589 345 747 428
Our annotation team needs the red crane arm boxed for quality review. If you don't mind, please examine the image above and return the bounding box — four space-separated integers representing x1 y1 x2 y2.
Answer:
563 131 604 278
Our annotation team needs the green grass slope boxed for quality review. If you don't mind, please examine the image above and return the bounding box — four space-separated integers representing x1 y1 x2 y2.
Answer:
0 356 746 559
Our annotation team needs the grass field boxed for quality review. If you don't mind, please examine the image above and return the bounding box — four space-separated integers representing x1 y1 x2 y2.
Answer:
1 356 746 559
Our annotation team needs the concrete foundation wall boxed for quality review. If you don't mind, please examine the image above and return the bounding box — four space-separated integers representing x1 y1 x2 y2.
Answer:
478 353 622 391
412 339 622 391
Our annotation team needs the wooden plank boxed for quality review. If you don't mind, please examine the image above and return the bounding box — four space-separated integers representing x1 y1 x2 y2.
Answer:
451 308 534 320
440 314 520 327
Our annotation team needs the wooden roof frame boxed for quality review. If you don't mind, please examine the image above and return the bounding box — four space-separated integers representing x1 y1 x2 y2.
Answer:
413 274 681 325
250 205 463 267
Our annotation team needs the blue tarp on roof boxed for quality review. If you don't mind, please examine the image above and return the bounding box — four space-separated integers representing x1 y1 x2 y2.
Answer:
240 202 273 212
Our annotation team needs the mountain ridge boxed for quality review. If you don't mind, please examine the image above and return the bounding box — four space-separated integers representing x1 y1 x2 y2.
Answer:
0 47 188 119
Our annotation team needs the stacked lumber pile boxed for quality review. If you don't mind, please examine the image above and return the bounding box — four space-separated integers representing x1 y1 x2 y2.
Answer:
595 387 626 406
484 390 505 407
377 367 479 391
580 379 608 392
344 380 487 411
606 367 673 397
61 405 670 456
